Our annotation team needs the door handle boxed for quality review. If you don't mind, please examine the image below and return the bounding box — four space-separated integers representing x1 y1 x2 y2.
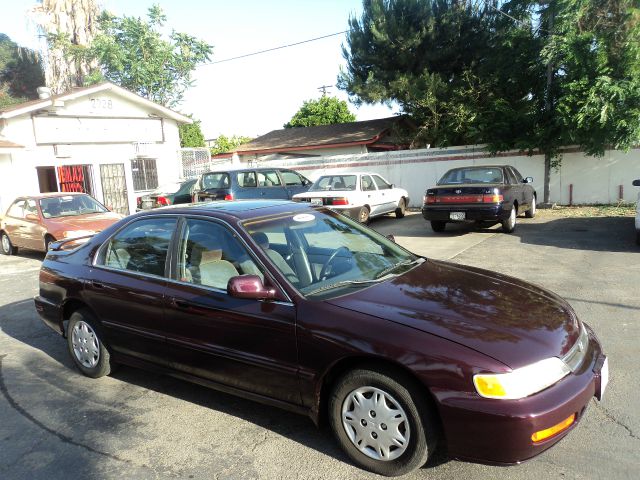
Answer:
91 281 105 289
171 298 191 310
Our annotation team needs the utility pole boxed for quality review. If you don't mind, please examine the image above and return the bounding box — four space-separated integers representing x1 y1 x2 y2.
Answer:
317 85 333 96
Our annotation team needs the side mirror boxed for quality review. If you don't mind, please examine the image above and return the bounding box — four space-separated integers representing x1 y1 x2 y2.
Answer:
524 177 533 183
25 213 39 221
228 275 278 300
633 179 640 187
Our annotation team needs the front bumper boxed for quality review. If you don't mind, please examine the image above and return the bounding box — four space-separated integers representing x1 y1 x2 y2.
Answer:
422 204 510 222
436 326 606 465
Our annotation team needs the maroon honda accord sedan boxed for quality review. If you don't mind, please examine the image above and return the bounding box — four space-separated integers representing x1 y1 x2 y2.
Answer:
34 200 608 476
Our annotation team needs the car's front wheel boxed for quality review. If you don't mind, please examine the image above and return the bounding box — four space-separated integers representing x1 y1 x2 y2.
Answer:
0 232 17 255
329 368 437 476
395 198 406 219
67 309 113 378
525 196 536 218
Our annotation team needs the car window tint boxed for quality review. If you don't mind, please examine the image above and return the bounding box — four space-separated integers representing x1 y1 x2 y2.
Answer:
25 199 38 216
177 219 263 289
7 200 26 218
372 175 392 190
101 217 176 276
439 168 504 184
237 171 257 187
280 171 303 186
511 167 524 182
202 172 230 189
361 175 376 192
177 180 195 195
309 175 356 191
257 170 282 187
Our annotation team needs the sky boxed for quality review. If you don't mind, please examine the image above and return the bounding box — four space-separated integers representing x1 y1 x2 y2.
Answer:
0 0 397 139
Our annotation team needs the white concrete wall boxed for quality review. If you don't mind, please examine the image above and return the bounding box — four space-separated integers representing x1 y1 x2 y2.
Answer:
260 145 640 207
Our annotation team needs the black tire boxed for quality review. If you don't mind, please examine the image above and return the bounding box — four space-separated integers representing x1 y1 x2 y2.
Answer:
395 198 406 219
430 221 446 233
44 235 55 252
525 196 536 218
66 309 113 378
1 232 17 255
358 206 370 224
502 205 517 233
329 368 438 477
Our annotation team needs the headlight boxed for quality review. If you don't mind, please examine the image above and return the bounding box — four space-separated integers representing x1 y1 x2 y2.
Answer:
62 230 96 238
473 357 570 400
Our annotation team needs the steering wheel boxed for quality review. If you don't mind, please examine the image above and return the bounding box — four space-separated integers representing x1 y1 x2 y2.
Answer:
319 246 351 281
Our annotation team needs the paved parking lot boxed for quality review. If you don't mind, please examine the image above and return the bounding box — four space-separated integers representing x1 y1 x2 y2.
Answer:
1 211 638 479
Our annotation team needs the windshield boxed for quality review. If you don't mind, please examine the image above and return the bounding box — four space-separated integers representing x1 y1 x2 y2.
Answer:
438 167 504 185
202 172 231 190
243 209 419 299
309 175 357 191
40 195 108 218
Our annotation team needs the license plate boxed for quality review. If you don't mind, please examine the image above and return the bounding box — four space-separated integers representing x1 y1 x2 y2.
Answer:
597 356 609 401
311 198 323 206
450 212 466 220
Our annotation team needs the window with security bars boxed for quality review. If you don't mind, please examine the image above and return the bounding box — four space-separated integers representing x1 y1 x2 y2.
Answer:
131 158 158 191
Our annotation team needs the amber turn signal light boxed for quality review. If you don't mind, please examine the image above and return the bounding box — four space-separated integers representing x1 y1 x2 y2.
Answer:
531 414 576 443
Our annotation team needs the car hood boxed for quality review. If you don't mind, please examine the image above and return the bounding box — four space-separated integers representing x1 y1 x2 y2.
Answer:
45 212 123 233
326 260 580 369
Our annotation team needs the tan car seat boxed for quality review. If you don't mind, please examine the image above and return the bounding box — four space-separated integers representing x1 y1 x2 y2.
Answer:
198 248 239 289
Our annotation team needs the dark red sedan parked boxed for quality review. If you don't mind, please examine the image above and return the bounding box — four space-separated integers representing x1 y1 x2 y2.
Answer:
34 200 608 476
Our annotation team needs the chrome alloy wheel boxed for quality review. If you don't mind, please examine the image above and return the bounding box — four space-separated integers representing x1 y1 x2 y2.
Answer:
71 320 100 368
2 234 10 253
341 386 411 461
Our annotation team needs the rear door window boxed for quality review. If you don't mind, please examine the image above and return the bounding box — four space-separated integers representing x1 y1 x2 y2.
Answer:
361 175 377 192
237 171 257 187
257 170 282 187
7 200 26 218
98 217 177 277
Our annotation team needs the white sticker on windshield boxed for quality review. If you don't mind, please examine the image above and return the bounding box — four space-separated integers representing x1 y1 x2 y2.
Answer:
292 213 315 222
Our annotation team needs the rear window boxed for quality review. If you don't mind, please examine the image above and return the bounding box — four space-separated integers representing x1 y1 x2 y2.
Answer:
438 168 504 185
309 175 357 191
201 172 231 189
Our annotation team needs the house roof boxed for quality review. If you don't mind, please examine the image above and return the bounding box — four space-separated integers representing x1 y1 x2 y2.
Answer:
235 116 406 154
0 82 193 124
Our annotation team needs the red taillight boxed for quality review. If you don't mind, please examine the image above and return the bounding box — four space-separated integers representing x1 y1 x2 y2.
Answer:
330 197 349 205
425 195 436 204
482 194 504 203
156 196 170 206
224 193 234 201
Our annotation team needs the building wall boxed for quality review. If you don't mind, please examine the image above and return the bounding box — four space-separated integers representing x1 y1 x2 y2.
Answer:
0 91 185 214
260 145 640 207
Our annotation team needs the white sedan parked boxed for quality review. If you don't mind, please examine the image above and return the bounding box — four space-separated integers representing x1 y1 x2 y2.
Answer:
292 172 409 223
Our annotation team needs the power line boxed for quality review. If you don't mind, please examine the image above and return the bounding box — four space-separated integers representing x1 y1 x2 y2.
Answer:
201 30 348 67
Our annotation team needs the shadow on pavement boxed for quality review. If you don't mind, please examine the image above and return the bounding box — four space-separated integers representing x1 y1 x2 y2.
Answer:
512 216 638 253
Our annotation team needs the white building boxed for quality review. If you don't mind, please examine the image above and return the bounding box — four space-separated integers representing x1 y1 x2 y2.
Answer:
0 82 191 215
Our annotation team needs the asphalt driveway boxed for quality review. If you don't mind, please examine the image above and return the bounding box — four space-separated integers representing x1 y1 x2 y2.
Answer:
0 211 638 479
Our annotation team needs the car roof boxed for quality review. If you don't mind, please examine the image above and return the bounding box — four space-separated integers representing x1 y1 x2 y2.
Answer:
445 165 509 171
137 199 313 221
201 167 294 175
15 192 89 200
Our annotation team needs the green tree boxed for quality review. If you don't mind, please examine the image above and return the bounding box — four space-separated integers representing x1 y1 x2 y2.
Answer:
209 135 253 155
340 0 640 203
88 5 212 107
0 33 45 108
178 117 205 148
284 96 356 128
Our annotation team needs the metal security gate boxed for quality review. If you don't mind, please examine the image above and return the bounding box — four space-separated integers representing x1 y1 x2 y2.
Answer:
100 163 130 215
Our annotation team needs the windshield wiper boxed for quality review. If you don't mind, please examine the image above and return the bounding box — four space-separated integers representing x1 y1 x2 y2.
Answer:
375 257 424 279
304 278 385 296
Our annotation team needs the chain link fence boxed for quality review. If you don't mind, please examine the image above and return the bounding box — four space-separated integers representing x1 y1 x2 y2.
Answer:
179 148 232 179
